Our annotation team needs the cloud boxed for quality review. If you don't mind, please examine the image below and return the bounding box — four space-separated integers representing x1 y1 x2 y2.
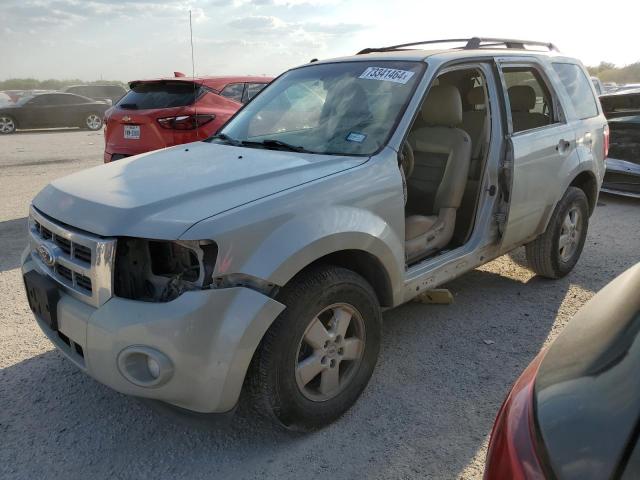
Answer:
227 15 286 31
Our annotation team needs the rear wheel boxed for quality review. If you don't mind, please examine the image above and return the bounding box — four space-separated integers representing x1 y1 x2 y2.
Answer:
0 115 16 134
248 266 382 431
525 187 589 278
84 113 103 131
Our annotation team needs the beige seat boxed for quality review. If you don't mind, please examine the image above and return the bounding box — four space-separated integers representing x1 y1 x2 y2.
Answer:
405 85 472 263
508 85 549 132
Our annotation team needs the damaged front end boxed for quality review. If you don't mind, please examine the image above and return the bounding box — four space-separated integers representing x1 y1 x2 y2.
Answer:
114 238 218 302
601 90 640 198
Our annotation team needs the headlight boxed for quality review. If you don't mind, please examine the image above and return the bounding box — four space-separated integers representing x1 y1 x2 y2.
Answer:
114 238 217 302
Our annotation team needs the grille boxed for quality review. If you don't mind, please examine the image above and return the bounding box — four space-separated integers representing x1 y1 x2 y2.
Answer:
29 206 116 307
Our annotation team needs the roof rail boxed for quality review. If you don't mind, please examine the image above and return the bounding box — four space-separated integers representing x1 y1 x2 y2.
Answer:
356 37 559 55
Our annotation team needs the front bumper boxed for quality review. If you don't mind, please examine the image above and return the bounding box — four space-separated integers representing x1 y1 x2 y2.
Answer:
22 253 285 413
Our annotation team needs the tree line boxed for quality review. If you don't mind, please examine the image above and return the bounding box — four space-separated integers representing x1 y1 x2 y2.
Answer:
587 62 640 84
1 61 639 90
0 78 127 91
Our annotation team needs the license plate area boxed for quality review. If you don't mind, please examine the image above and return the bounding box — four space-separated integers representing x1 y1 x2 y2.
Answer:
24 270 60 331
124 125 140 139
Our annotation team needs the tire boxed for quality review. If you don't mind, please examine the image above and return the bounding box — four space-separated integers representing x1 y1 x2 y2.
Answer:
0 115 16 134
525 186 589 279
247 266 382 431
83 113 103 131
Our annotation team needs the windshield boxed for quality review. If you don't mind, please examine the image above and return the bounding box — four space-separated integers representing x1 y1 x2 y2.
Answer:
217 61 425 156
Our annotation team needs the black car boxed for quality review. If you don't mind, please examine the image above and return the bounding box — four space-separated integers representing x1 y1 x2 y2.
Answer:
0 92 109 134
601 89 640 198
63 84 127 105
484 263 640 479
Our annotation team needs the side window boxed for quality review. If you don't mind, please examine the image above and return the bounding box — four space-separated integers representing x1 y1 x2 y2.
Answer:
243 83 267 103
28 95 53 106
56 94 81 105
220 83 245 103
553 63 599 120
502 66 559 133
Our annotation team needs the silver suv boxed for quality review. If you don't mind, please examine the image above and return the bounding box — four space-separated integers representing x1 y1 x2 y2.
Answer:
22 38 607 430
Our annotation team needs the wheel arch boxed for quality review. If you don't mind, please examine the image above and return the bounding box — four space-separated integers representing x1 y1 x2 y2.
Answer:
293 249 395 307
569 170 598 215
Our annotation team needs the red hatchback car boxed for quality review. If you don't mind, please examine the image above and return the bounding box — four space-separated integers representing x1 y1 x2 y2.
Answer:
103 75 272 162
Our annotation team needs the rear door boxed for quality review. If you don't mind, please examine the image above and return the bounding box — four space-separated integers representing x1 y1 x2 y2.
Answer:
496 58 580 252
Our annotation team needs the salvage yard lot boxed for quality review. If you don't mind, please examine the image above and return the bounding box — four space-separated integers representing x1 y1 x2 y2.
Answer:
1 130 639 479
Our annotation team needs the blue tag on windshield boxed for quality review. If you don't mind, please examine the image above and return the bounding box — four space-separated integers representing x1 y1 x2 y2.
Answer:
346 132 367 143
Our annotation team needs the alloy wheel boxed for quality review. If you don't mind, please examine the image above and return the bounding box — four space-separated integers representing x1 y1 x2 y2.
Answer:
559 206 583 262
295 303 366 402
86 114 102 130
0 116 15 133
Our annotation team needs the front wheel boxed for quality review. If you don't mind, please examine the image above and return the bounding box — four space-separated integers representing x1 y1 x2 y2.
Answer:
525 186 589 279
84 113 103 131
247 266 382 431
0 115 16 134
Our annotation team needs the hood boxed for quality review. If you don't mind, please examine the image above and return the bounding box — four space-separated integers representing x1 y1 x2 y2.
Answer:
33 141 367 238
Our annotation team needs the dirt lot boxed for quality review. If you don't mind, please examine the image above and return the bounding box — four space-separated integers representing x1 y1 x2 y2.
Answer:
1 130 639 480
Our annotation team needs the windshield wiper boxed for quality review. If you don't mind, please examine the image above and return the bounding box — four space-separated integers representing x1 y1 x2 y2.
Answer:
241 139 312 153
209 133 242 146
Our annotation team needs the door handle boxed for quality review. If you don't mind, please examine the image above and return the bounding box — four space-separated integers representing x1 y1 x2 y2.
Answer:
556 139 571 153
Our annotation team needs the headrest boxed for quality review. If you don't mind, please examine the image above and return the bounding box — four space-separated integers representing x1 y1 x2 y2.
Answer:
508 85 536 112
422 85 462 127
467 87 485 106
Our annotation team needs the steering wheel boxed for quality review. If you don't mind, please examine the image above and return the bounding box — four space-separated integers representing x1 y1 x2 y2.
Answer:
398 140 414 205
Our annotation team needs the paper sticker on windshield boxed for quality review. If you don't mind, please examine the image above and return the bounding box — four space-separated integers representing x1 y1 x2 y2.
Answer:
346 132 367 143
359 67 415 84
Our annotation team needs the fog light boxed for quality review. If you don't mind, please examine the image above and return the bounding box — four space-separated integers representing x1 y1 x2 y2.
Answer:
147 357 161 379
117 346 174 388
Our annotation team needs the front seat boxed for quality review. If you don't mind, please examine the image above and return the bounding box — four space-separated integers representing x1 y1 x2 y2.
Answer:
405 85 472 263
508 85 549 132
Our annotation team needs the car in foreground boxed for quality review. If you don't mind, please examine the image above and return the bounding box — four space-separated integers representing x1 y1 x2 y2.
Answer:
64 84 127 105
102 75 272 162
0 92 109 134
484 262 640 479
23 37 607 430
600 88 640 198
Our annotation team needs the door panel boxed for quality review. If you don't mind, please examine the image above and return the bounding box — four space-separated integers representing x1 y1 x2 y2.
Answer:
500 124 578 250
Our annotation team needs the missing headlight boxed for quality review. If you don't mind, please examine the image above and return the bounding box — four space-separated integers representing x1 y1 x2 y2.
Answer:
114 238 217 302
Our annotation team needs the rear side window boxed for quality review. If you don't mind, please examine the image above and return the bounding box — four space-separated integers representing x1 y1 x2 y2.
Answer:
221 83 245 103
244 83 267 102
552 63 599 119
502 66 559 133
117 82 202 109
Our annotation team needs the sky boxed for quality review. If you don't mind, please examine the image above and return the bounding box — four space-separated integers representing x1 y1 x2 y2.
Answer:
1 0 639 82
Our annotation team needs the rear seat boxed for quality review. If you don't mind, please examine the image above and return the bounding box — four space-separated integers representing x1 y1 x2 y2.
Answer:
508 85 549 132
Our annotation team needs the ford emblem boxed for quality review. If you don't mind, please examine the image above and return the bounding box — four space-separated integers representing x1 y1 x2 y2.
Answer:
37 244 56 267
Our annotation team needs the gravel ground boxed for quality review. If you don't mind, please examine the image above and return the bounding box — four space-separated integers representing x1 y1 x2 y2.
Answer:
1 130 639 480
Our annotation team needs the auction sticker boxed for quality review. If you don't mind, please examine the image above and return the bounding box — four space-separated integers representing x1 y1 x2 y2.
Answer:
346 132 367 143
359 67 415 84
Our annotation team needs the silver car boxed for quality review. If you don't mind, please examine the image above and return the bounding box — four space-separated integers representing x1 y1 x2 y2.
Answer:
22 38 608 430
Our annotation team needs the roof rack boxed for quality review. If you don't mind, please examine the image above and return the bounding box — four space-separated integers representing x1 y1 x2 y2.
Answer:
356 37 559 55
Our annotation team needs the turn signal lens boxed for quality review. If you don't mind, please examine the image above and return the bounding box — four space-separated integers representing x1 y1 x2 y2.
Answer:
603 124 610 158
157 114 215 130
